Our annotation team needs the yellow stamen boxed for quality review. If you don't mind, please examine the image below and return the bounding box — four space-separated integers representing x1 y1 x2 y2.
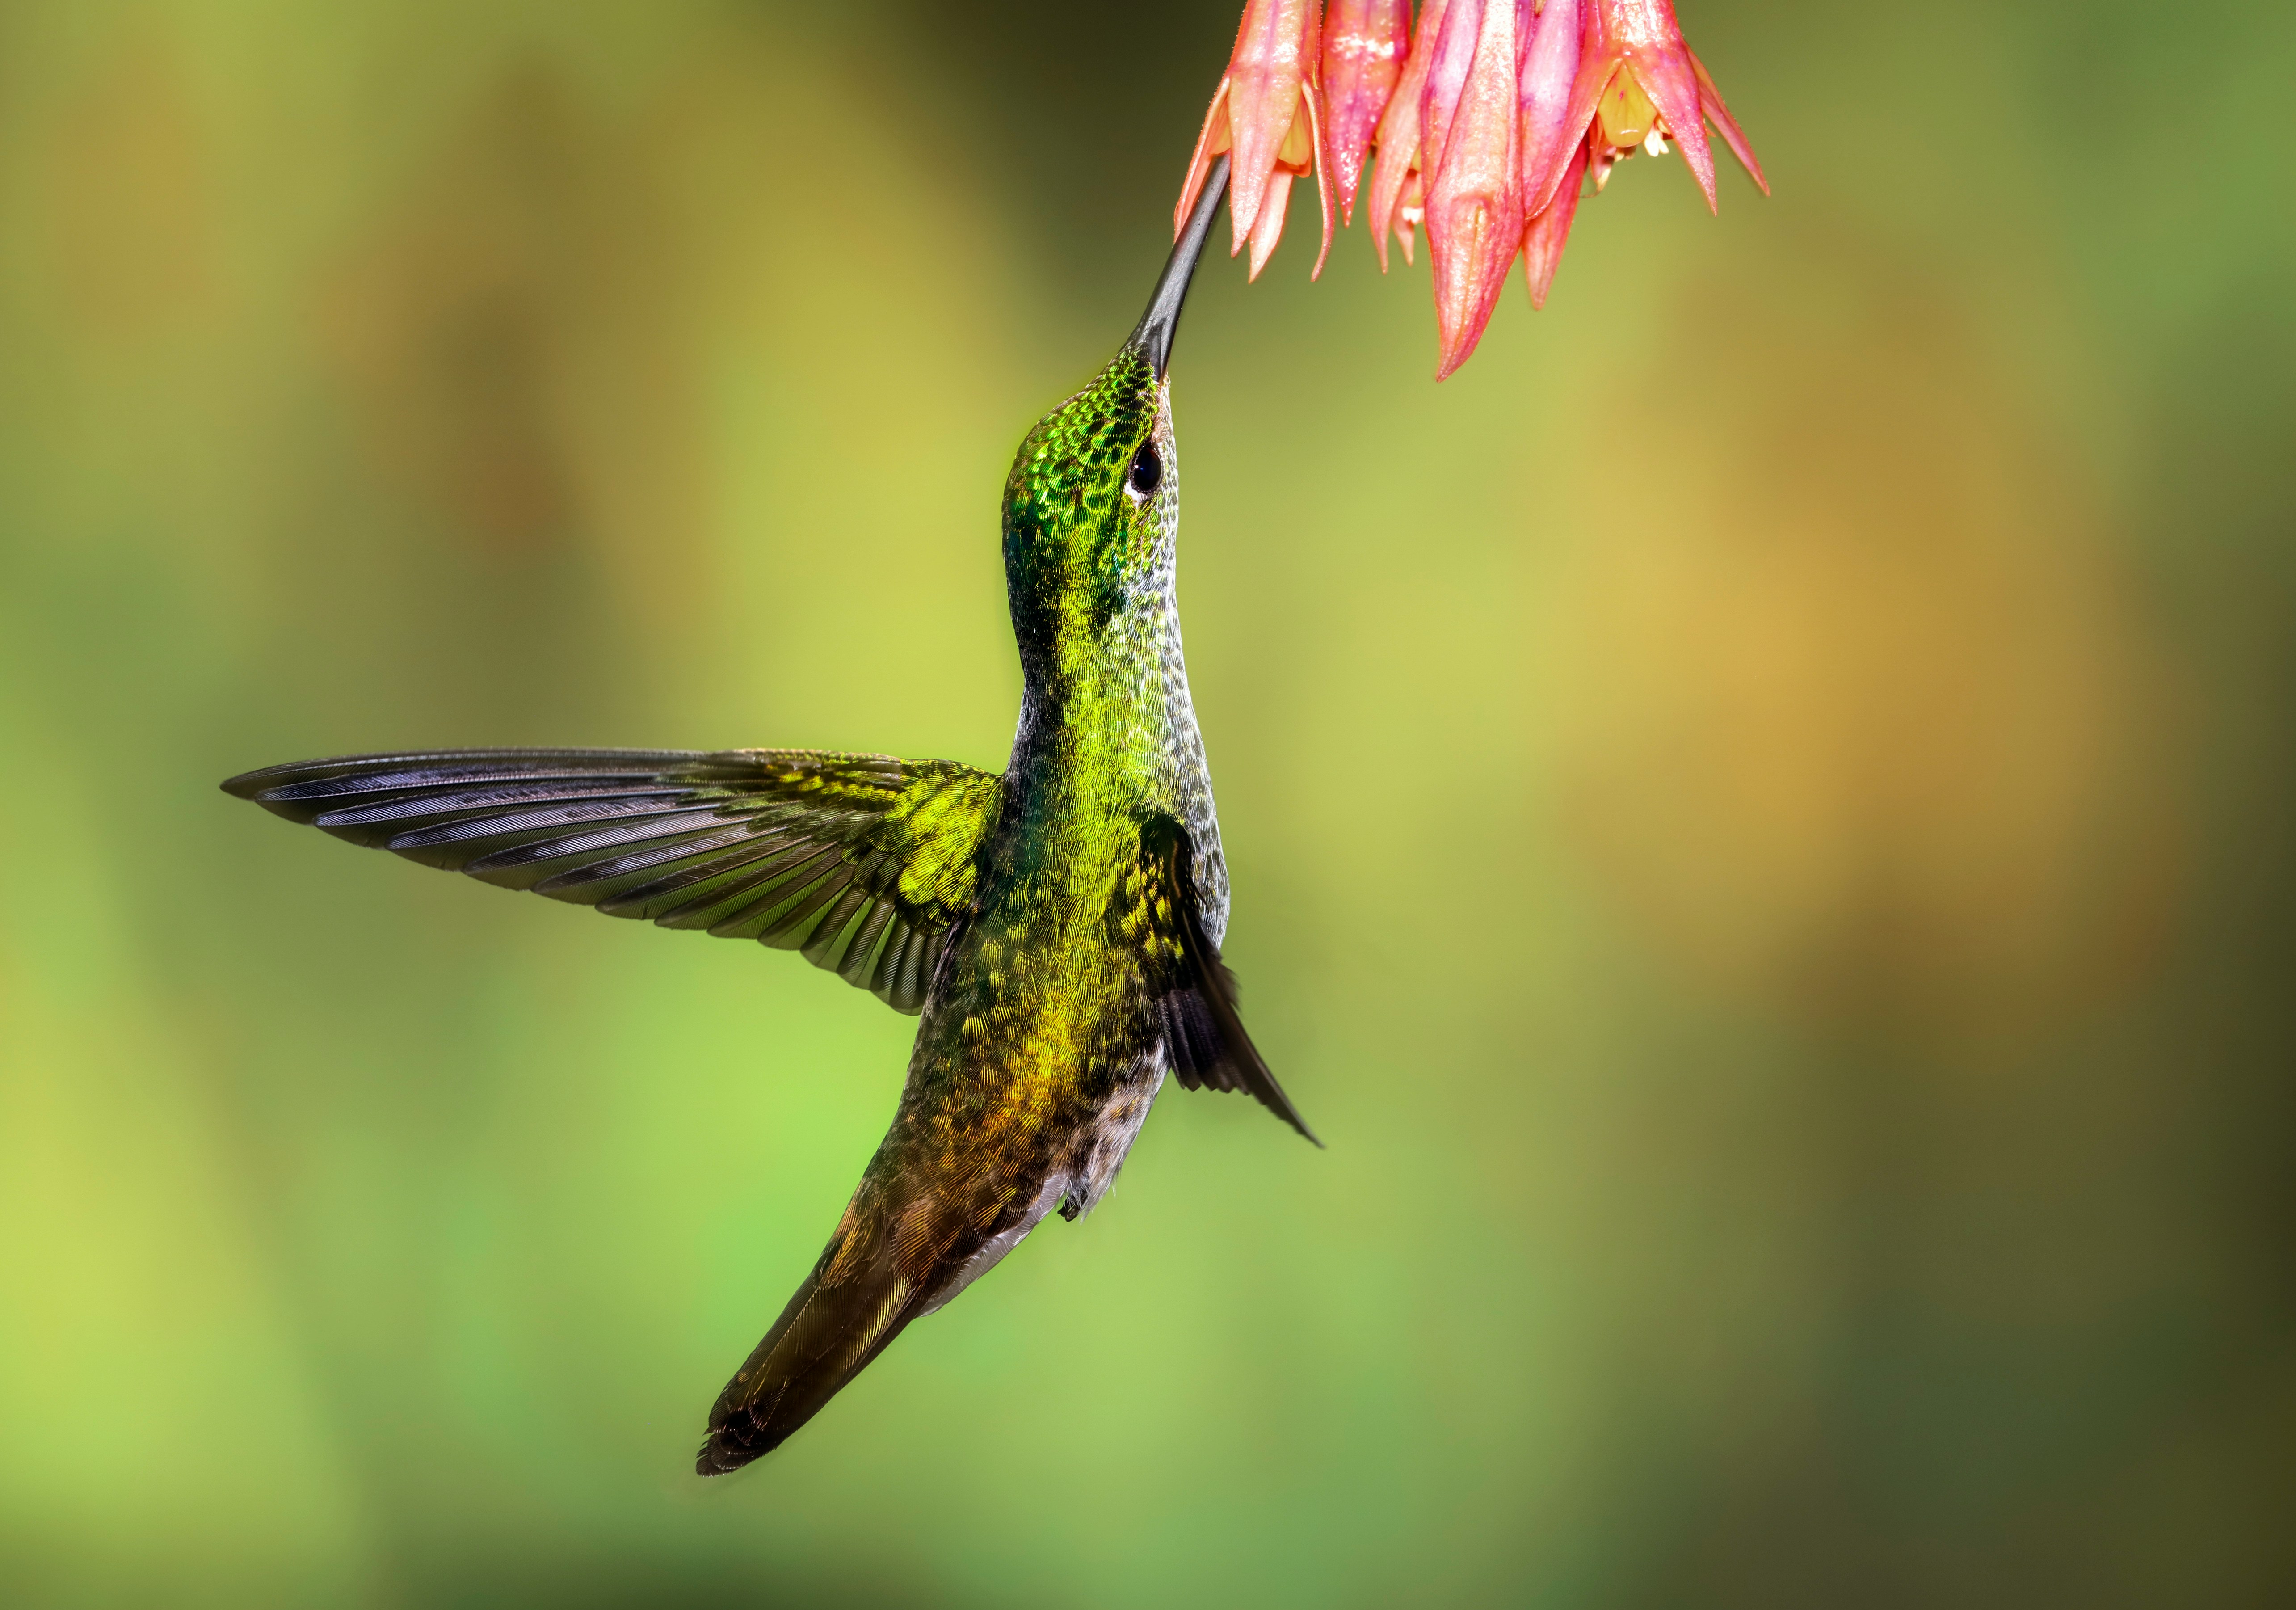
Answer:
1276 101 1314 174
1596 69 1658 151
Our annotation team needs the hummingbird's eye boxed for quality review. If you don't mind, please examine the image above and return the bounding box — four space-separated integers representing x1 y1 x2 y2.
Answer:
1127 442 1162 497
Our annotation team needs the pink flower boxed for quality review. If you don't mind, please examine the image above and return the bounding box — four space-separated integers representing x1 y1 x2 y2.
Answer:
1176 0 1766 375
1516 0 1766 313
1531 0 1767 219
1175 0 1336 281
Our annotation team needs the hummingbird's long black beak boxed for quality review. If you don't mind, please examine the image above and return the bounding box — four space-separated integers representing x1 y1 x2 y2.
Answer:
1130 156 1230 380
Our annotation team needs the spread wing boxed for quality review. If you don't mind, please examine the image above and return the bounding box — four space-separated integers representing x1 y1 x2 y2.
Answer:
222 748 1003 1013
1124 814 1319 1145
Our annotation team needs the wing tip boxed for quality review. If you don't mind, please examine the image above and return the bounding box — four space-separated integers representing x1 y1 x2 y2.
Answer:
1253 1068 1323 1148
219 766 279 802
219 764 336 826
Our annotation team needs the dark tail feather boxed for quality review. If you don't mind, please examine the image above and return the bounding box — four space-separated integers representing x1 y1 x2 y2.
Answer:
696 1197 931 1475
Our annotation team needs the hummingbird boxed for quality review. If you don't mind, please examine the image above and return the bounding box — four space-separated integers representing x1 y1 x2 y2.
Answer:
222 156 1315 1475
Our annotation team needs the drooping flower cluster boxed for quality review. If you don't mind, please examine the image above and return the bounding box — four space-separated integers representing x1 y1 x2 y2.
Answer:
1177 0 1766 378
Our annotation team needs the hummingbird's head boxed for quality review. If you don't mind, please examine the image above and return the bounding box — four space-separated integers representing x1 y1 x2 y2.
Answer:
999 159 1229 684
1000 344 1176 676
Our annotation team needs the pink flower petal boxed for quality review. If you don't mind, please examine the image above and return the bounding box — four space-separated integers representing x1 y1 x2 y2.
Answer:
1427 0 1522 378
1691 47 1768 194
1531 4 1612 217
1417 0 1485 194
1630 48 1716 211
1249 170 1295 280
1366 0 1451 272
1175 77 1236 238
1303 80 1337 278
1320 0 1409 226
1521 139 1587 309
1516 0 1583 224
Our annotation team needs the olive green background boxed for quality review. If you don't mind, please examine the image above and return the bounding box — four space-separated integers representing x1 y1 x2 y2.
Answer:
3 1 2291 1604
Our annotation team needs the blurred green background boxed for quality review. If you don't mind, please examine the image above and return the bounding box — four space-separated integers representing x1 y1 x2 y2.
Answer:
4 0 2292 1604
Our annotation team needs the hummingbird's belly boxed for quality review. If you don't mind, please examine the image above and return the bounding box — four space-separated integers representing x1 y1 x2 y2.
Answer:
910 1042 1168 1317
1060 1045 1167 1220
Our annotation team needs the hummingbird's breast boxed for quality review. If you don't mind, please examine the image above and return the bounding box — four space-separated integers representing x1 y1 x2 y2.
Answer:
1131 391 1227 942
1138 568 1228 946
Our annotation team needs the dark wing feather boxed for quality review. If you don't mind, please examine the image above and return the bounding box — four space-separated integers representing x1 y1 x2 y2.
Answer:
222 747 1002 1013
1130 814 1320 1145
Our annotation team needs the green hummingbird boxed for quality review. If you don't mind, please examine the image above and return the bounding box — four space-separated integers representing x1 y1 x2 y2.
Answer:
222 156 1314 1475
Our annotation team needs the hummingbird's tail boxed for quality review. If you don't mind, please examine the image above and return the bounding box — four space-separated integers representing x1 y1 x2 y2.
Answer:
696 1248 914 1474
697 1162 1062 1473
